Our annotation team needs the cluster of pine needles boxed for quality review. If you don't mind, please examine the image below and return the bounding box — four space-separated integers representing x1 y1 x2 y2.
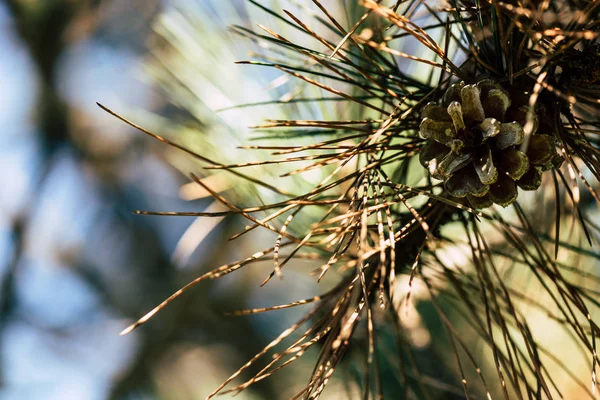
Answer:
100 0 600 398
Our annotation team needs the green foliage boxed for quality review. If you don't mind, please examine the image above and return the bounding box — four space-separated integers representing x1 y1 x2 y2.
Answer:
103 1 600 398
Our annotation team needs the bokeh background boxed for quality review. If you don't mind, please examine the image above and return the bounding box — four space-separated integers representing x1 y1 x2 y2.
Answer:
0 0 327 398
0 0 378 398
1 1 598 399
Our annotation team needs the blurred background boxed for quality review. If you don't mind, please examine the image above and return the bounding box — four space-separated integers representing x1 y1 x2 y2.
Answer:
0 0 338 398
1 0 598 399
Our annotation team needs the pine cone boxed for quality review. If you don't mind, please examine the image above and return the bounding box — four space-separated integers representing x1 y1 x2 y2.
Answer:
419 79 562 208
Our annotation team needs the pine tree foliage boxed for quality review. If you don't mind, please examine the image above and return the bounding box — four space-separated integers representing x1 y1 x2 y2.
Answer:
101 0 600 398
